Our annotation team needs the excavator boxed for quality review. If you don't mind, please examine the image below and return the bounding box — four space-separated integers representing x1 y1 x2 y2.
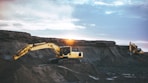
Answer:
13 42 83 63
129 42 144 55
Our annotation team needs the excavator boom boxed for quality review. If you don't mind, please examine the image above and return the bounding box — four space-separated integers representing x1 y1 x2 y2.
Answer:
13 42 60 60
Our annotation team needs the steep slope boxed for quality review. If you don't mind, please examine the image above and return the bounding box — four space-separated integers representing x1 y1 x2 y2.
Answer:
0 30 148 83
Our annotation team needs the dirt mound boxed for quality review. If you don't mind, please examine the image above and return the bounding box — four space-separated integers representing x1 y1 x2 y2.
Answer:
0 58 21 83
0 30 148 83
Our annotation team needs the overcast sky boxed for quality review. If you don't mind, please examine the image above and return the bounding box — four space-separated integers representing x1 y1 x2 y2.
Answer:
0 0 148 51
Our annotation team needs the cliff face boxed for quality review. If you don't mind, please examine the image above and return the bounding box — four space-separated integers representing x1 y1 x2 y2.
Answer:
0 30 148 83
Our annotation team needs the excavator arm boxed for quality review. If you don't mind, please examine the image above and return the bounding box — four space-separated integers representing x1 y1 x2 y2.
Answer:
13 42 60 60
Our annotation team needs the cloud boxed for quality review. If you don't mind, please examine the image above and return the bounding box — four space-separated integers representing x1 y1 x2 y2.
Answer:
134 41 148 44
82 23 96 27
94 1 111 6
94 0 125 6
0 0 15 4
0 0 86 31
90 24 96 27
126 2 148 19
97 33 109 36
0 19 85 31
56 0 93 5
93 0 148 20
105 11 115 14
113 1 124 6
36 32 96 40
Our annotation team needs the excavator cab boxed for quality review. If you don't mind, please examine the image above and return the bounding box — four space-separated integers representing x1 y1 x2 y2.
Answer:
59 46 83 59
60 46 71 56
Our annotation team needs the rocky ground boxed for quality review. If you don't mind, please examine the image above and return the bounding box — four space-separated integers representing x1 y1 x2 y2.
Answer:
0 30 148 83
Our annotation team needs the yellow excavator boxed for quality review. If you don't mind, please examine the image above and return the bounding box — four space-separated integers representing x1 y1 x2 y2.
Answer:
129 42 144 55
13 42 83 61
